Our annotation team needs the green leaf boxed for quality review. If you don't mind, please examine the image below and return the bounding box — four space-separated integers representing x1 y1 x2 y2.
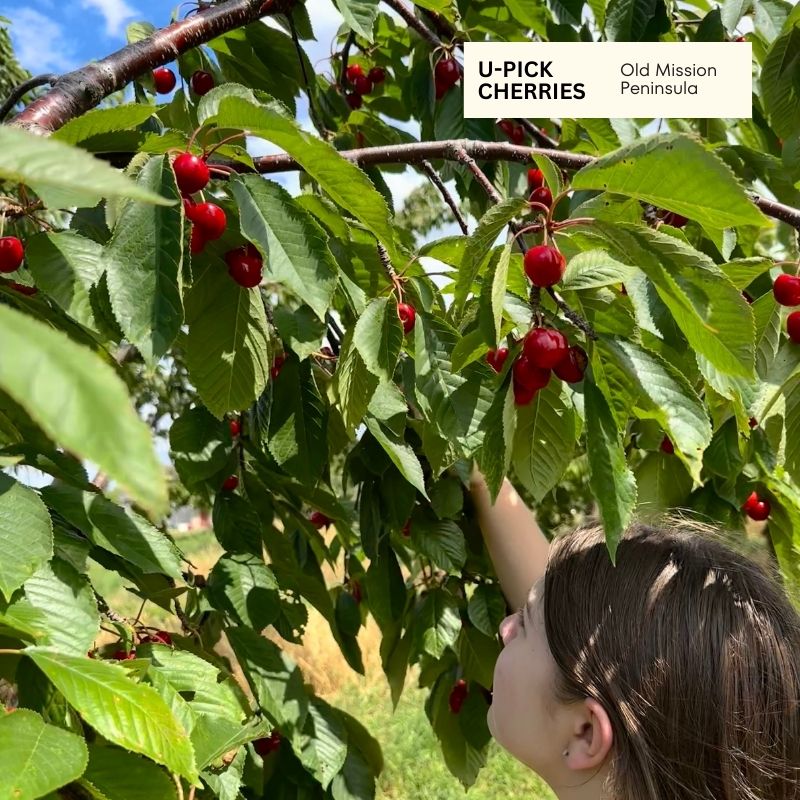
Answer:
184 257 270 419
531 152 563 197
454 199 528 317
634 452 693 516
761 26 800 140
365 417 428 498
721 0 752 33
105 155 184 366
604 0 656 40
600 337 711 481
458 627 500 689
25 232 104 330
208 95 400 264
297 698 348 790
512 380 578 502
207 553 280 630
414 589 461 659
267 358 327 485
0 709 88 800
0 305 167 515
231 176 338 321
353 297 404 383
191 715 269 770
0 473 53 601
589 223 756 379
478 242 513 346
559 249 636 291
26 648 197 780
23 559 99 655
212 493 264 555
584 382 637 561
467 584 507 639
333 0 379 40
83 745 178 800
411 518 467 572
41 484 182 577
476 383 516 501
169 406 231 487
54 105 157 145
0 126 171 208
225 627 309 735
572 135 767 229
273 305 326 361
333 329 379 436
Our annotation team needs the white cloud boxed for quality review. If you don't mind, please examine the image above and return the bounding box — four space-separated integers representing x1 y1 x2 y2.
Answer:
1 8 75 72
80 0 137 37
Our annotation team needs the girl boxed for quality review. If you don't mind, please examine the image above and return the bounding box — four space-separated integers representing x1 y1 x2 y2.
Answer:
469 468 800 799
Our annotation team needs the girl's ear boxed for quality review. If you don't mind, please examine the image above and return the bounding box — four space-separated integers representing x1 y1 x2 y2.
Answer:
564 698 614 771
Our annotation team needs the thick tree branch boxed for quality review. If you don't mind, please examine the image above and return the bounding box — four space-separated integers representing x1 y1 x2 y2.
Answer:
419 160 468 234
381 0 443 49
10 0 292 135
0 74 58 122
451 145 502 203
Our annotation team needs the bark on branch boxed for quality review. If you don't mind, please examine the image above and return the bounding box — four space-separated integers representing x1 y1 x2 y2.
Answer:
9 0 292 135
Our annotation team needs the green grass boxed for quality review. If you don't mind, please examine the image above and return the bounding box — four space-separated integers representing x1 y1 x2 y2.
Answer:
333 679 556 800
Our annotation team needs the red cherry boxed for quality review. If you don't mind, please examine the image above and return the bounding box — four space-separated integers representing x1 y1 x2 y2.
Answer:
182 196 196 215
345 92 363 110
524 245 565 287
513 382 537 406
510 125 525 145
309 511 332 529
397 303 416 334
742 291 754 304
112 649 136 660
190 70 215 96
225 247 262 288
190 226 207 254
9 282 37 296
222 475 239 492
345 64 364 82
254 731 281 756
449 679 468 714
142 630 172 646
513 355 550 391
190 202 226 240
368 67 385 84
529 186 553 209
660 436 674 454
320 346 334 357
435 57 461 89
734 35 747 42
523 328 568 369
352 75 373 96
662 212 688 228
230 418 241 437
748 417 758 429
434 79 449 100
350 579 362 604
173 153 210 194
152 67 176 94
486 347 510 373
553 345 587 383
788 311 800 343
0 237 24 273
497 119 515 136
401 520 411 538
742 491 770 521
271 353 286 380
773 274 800 306
527 168 544 190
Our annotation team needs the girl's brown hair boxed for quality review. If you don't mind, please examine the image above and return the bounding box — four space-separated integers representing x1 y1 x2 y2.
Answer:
543 520 800 799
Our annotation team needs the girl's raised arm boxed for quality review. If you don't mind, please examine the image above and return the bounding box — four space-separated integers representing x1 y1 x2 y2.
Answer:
469 466 550 612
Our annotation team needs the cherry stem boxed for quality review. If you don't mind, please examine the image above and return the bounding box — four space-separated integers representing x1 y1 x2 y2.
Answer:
208 164 237 177
340 30 357 91
173 775 185 800
552 217 596 230
203 130 249 158
186 124 204 152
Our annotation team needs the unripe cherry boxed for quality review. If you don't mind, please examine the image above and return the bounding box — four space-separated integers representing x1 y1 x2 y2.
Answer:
0 237 24 273
173 153 210 194
397 303 416 334
523 245 565 287
788 311 800 342
152 67 176 94
523 328 568 369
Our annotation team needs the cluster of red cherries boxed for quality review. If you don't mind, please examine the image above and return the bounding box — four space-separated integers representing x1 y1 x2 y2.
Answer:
498 119 527 146
771 272 800 343
344 63 386 110
526 167 554 213
434 55 462 99
152 66 215 97
173 152 265 288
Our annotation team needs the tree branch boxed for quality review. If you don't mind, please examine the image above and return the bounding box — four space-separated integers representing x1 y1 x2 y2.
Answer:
340 31 357 91
10 0 293 135
0 74 58 122
381 0 443 49
450 144 502 203
516 118 559 149
419 160 468 234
